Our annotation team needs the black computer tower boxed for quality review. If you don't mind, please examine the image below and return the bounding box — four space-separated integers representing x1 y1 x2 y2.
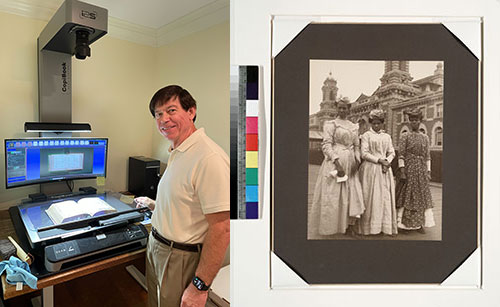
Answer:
128 156 160 200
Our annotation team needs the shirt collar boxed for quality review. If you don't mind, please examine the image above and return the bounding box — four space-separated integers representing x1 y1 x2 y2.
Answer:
169 128 204 153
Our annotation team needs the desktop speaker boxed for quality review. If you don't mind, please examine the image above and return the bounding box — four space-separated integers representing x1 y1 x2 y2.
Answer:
128 156 160 200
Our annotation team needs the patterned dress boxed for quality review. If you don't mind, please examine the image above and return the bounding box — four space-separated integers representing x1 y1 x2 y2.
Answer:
311 118 365 235
396 131 434 229
359 129 398 235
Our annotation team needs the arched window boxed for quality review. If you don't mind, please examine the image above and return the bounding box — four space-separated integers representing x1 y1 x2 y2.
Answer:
418 123 428 135
400 126 409 139
431 122 443 147
435 127 443 146
329 90 335 101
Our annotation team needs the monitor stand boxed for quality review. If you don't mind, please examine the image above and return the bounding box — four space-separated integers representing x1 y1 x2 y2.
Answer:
41 181 71 196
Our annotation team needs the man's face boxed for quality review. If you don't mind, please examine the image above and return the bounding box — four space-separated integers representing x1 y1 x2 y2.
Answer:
154 97 196 148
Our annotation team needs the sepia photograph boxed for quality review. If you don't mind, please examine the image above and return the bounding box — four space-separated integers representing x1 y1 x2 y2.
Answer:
307 60 444 241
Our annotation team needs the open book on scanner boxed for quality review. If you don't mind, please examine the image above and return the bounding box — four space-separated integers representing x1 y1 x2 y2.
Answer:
46 197 117 225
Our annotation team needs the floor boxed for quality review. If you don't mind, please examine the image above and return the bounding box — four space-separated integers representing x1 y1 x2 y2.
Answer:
3 256 148 307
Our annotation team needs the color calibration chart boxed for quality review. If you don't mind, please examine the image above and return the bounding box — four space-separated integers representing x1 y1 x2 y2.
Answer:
230 66 259 219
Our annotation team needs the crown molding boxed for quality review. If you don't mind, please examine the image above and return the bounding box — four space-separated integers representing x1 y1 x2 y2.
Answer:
107 16 157 47
0 0 61 20
157 0 229 46
0 0 229 47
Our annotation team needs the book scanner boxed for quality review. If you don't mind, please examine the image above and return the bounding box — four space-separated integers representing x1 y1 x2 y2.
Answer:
10 192 148 275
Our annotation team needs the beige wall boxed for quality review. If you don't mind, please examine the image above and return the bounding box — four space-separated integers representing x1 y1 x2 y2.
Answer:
152 21 230 163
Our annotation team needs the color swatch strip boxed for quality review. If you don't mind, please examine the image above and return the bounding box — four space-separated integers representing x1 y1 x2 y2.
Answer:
230 66 259 219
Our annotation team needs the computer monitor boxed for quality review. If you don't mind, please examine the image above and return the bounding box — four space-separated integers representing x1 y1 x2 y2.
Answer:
4 138 108 189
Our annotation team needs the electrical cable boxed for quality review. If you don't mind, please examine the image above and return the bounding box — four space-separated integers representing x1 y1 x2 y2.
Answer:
66 180 74 192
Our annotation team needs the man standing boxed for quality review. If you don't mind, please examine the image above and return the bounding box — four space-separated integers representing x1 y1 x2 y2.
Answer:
135 85 230 307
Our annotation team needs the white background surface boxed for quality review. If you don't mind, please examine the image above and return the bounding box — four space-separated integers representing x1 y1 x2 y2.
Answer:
230 0 500 306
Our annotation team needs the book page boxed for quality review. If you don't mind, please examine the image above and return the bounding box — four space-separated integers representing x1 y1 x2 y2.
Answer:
77 197 117 217
46 200 88 224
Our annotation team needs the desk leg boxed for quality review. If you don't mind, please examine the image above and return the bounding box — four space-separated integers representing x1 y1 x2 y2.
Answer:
42 286 53 307
126 265 148 292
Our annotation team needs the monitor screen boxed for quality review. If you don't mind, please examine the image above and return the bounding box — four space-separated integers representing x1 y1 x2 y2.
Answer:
4 138 108 189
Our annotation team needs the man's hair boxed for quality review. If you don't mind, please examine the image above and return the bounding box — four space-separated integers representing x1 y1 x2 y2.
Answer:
149 85 197 122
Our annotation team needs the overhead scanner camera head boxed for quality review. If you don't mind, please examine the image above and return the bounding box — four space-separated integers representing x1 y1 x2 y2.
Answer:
70 26 95 60
75 29 90 59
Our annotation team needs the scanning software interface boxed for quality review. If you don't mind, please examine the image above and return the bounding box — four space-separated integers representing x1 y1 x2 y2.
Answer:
5 139 107 188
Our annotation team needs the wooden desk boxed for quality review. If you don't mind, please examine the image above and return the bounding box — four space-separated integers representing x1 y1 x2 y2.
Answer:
0 209 146 305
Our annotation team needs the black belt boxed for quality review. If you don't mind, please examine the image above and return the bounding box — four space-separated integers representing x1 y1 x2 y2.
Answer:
151 227 202 253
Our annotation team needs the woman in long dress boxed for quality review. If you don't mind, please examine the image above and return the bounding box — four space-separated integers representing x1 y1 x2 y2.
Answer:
311 99 365 236
359 109 398 236
396 108 435 233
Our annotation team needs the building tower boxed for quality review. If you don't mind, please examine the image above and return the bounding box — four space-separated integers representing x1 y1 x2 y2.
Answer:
320 72 338 111
375 60 418 100
310 72 340 131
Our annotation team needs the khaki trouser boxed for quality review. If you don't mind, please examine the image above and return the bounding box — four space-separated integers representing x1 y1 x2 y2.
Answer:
146 233 201 307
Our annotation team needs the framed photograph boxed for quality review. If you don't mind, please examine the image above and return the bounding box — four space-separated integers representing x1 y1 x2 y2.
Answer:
272 22 480 284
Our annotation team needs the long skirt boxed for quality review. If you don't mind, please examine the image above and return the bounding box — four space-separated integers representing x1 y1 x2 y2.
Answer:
311 149 365 235
396 155 434 229
359 161 397 235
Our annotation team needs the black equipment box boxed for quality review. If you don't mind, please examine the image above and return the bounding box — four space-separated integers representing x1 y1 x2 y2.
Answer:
128 156 160 199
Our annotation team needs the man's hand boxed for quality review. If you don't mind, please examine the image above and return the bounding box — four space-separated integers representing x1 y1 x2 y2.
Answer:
180 281 208 307
133 196 156 211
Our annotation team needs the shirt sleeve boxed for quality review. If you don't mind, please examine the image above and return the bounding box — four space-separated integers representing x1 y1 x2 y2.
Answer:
425 134 431 171
425 134 431 161
352 125 361 162
352 124 360 148
321 121 339 161
193 152 230 215
386 134 396 163
398 133 408 168
360 133 379 163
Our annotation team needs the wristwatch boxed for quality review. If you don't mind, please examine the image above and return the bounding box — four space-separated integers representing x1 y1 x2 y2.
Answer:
192 276 210 291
